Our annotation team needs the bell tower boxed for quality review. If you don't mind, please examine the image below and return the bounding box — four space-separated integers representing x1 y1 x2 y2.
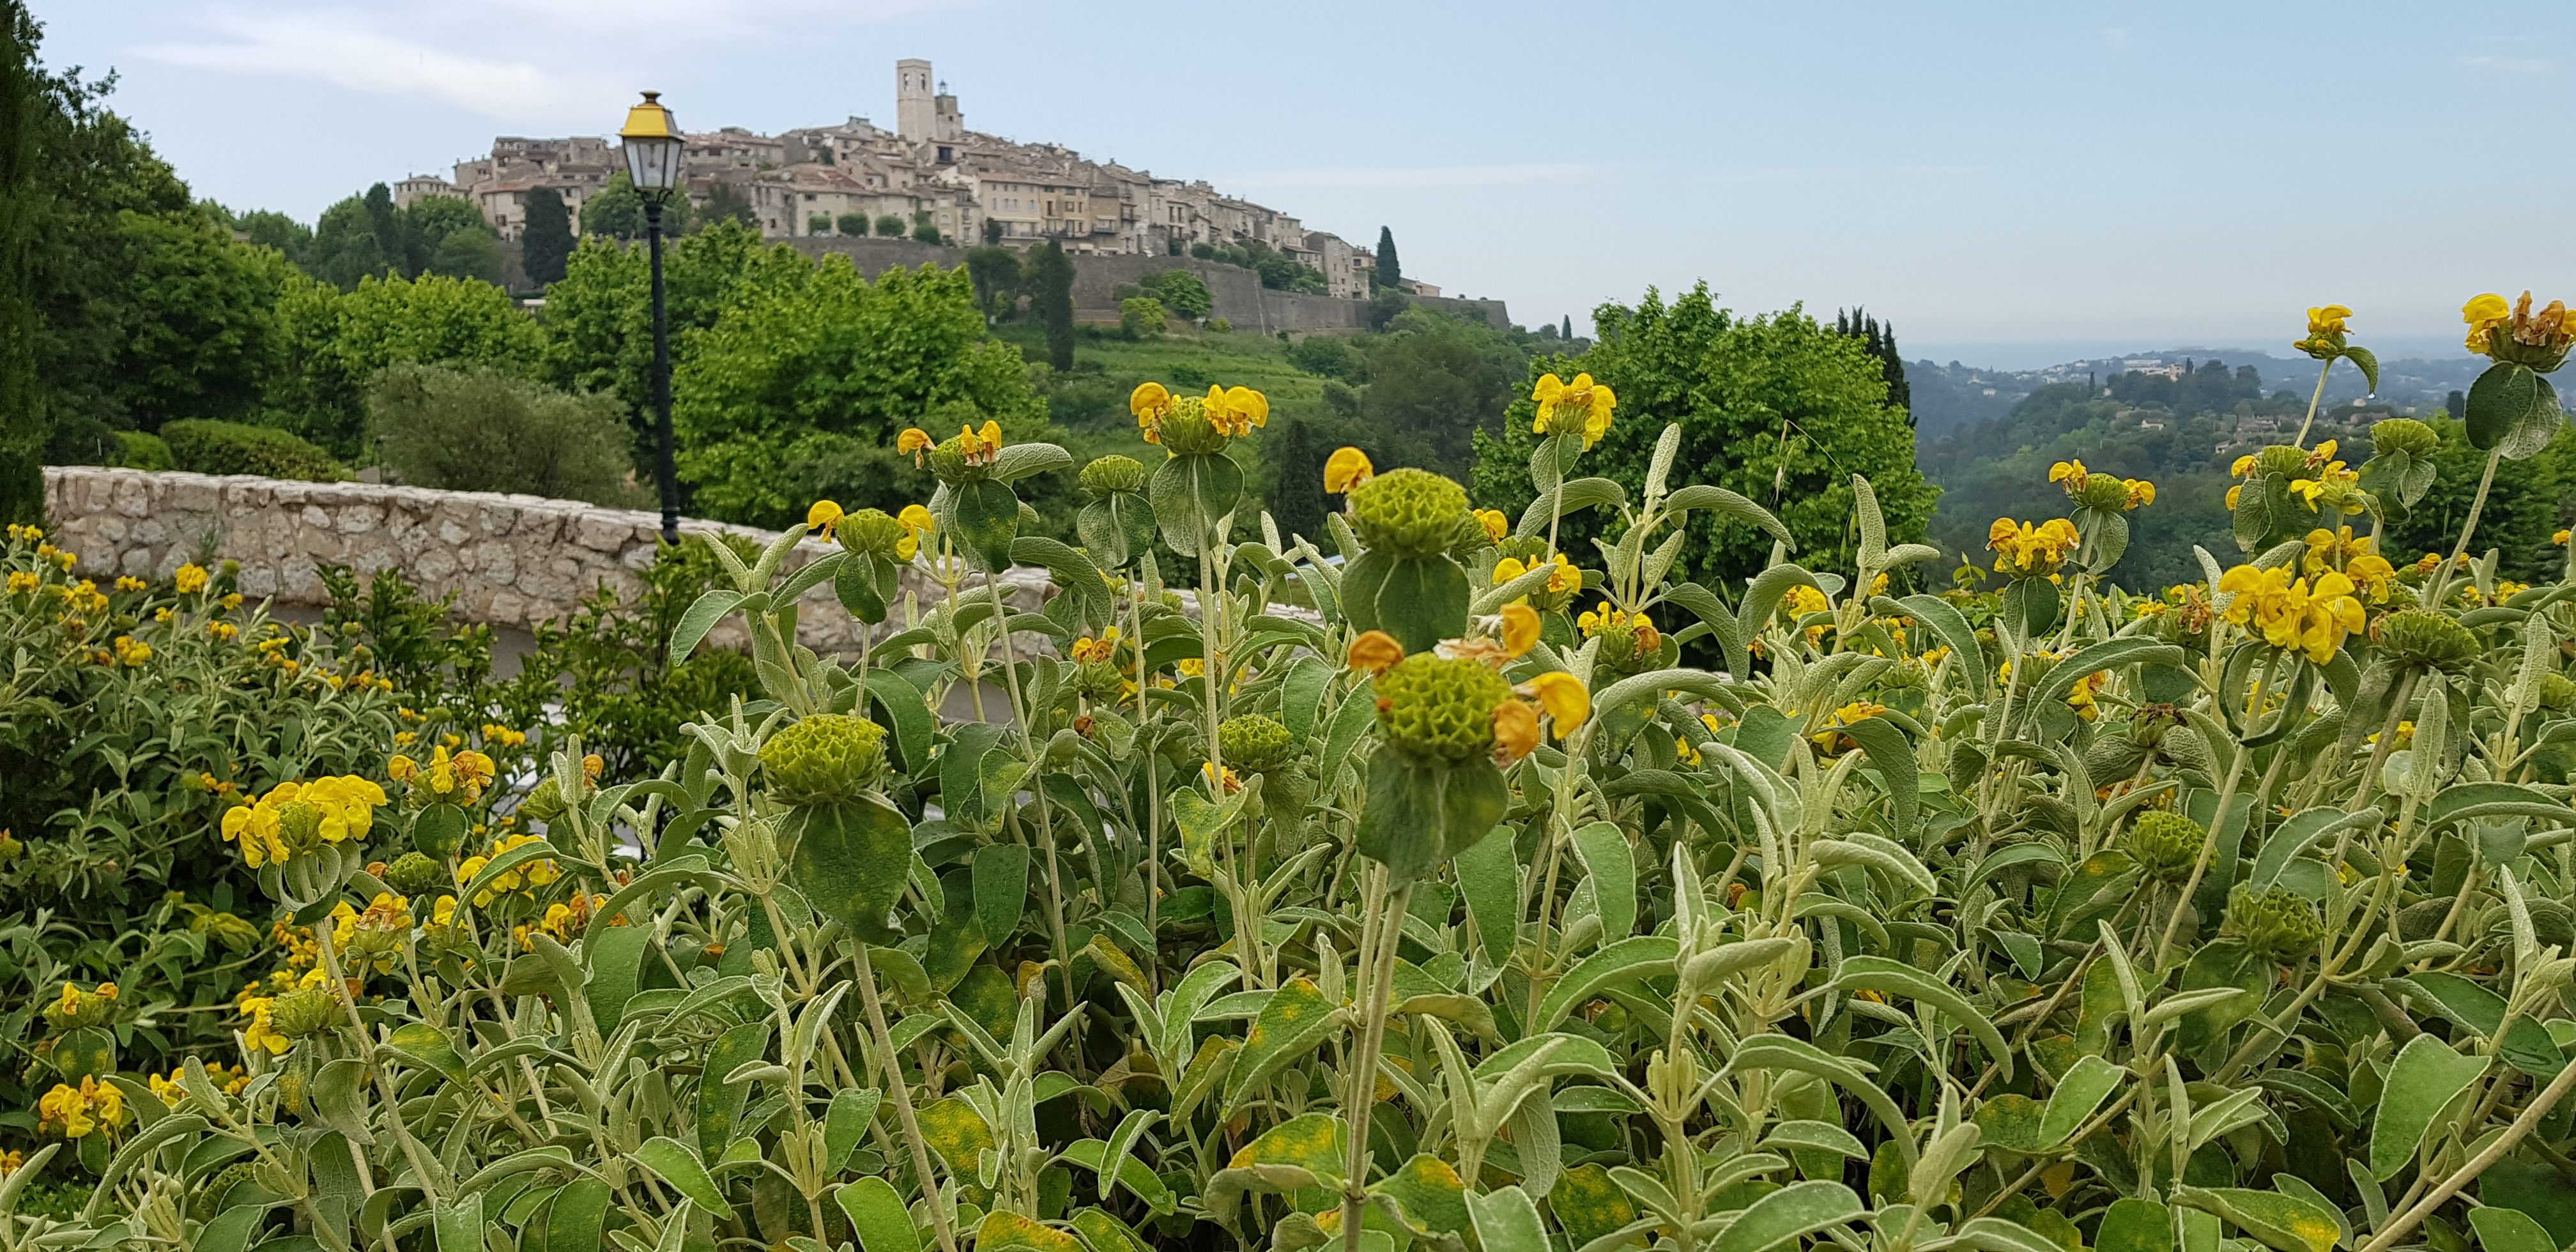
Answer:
896 59 934 141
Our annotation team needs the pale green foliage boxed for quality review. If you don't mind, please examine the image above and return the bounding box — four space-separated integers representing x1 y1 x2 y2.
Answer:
371 363 641 505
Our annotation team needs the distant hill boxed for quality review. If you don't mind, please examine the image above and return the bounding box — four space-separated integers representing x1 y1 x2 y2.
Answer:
1908 349 2485 440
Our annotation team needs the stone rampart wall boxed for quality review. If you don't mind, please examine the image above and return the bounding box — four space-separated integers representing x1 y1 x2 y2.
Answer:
39 468 1046 657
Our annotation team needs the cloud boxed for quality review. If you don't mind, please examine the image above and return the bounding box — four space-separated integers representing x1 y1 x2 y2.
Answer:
2458 54 2554 74
136 15 602 120
130 0 972 123
1214 164 1602 190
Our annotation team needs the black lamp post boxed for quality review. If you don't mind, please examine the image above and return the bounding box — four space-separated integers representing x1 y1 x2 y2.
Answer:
619 91 685 543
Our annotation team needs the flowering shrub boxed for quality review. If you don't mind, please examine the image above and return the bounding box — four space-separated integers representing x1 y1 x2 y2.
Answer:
19 297 2576 1252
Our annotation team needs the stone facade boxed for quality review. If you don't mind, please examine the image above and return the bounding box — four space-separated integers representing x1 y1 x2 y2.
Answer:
40 468 1049 657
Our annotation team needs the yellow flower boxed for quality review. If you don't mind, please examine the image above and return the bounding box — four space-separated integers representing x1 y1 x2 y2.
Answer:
806 500 844 540
1784 585 1829 618
1531 372 1618 448
2125 479 2155 508
2465 292 2512 356
1475 508 1508 543
1986 517 2080 577
1500 604 1540 658
1518 671 1590 735
2230 454 2258 478
1808 701 1887 755
114 576 144 592
1324 447 1375 494
954 420 1006 465
1206 385 1269 437
1347 630 1405 676
112 635 151 666
2307 305 2352 336
1129 381 1171 424
898 427 933 464
2557 530 2572 547
4 571 33 594
1071 627 1121 664
2050 459 2089 487
36 1077 124 1140
2218 565 2362 664
238 996 289 1057
1491 699 1541 764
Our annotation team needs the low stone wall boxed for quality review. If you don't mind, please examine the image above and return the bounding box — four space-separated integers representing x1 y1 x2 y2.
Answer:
39 468 1046 657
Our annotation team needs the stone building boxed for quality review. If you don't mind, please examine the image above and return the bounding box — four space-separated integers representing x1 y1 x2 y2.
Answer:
439 60 1390 287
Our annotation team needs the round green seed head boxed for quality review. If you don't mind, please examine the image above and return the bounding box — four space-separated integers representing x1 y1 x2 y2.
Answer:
928 436 987 484
2073 474 2134 512
1080 455 1147 498
2126 811 2205 883
272 988 343 1039
1374 653 1514 764
385 851 447 897
2542 673 2576 711
2254 445 2310 478
2370 418 2441 460
838 508 907 558
1218 714 1294 774
2376 609 2478 671
1349 468 1472 558
2223 884 2327 963
760 715 888 805
1156 398 1229 455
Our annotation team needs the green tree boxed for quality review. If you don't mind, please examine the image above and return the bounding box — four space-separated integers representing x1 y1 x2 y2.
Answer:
398 195 484 276
1120 295 1166 339
1834 306 1911 413
203 202 314 264
425 225 503 284
363 181 402 273
1373 225 1400 291
1361 308 1520 475
1264 411 1385 547
836 212 866 236
1364 286 1410 330
0 0 38 523
981 217 1004 245
103 210 298 432
305 195 394 291
521 187 573 286
537 220 810 464
808 213 831 235
1142 268 1211 321
963 244 1019 322
911 210 939 244
264 270 541 457
673 257 1046 527
579 172 686 241
372 363 640 505
1027 239 1074 372
697 181 756 233
1469 283 1937 592
874 214 905 237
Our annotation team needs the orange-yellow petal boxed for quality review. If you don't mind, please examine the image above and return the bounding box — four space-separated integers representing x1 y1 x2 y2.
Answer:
1347 630 1404 676
1324 447 1375 494
1521 671 1590 736
1492 699 1540 764
1501 604 1540 658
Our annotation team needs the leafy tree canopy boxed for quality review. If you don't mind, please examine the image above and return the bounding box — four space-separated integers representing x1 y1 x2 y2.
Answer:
1470 282 1937 593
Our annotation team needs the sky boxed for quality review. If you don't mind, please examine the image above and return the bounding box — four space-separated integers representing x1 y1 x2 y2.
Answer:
33 1 2576 370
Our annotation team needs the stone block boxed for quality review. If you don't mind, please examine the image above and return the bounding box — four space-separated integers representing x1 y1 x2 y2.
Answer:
573 512 629 553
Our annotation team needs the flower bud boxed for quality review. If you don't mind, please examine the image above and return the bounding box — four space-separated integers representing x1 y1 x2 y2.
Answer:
2369 418 2440 461
276 800 323 851
2253 445 2310 478
1375 654 1514 764
1080 455 1147 498
1218 714 1294 774
383 851 447 897
1153 398 1229 455
2374 609 2478 671
1349 468 1472 559
270 988 342 1039
760 715 888 805
2223 885 2327 963
837 508 908 559
2125 811 2205 884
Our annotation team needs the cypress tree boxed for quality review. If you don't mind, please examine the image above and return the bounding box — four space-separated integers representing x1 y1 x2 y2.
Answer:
0 0 42 525
363 182 405 275
1562 314 1572 340
1832 307 1910 416
1029 240 1075 371
1374 226 1400 292
521 187 573 287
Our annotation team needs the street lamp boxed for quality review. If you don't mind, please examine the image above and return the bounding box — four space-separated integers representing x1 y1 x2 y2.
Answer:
619 91 684 543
